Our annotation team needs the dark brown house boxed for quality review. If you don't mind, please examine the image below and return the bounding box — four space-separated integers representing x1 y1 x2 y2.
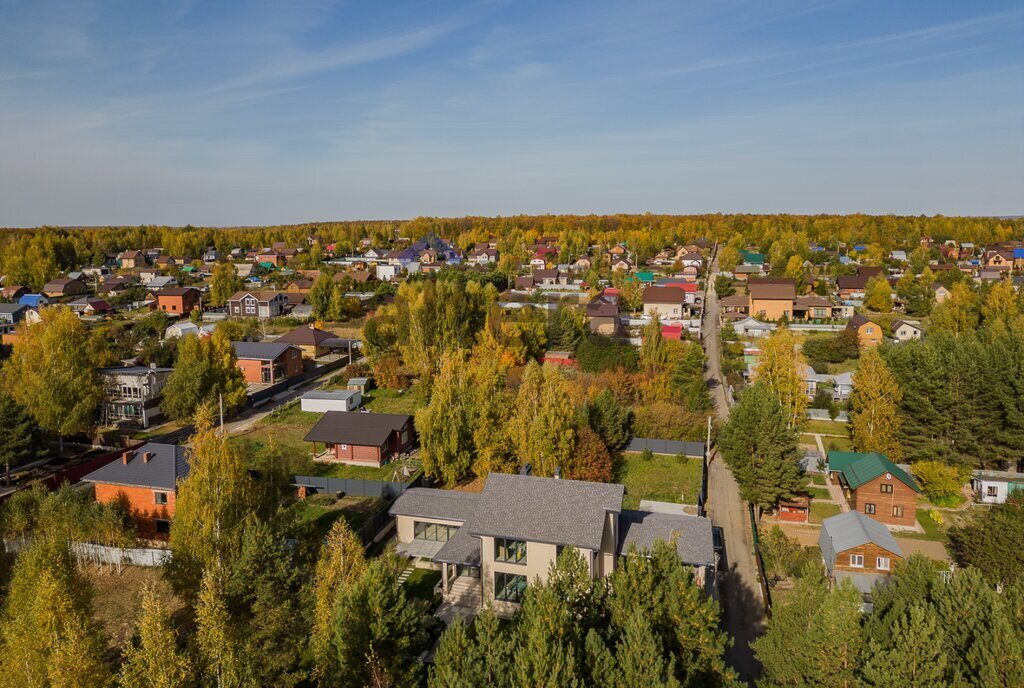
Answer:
304 412 414 467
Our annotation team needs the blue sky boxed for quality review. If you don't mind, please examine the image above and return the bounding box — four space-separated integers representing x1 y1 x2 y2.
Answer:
1 0 1022 226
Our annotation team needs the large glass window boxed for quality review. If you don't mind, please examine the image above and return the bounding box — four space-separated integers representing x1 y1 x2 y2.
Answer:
413 520 457 542
494 572 527 603
494 538 527 564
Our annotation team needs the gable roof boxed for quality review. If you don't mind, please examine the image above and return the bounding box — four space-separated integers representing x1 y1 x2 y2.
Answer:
274 325 335 346
156 287 200 297
81 443 189 491
847 313 878 331
747 278 796 301
643 285 686 305
303 411 412 447
232 341 298 361
819 511 902 570
227 290 287 302
836 275 869 291
388 487 480 523
828 451 920 492
469 472 623 551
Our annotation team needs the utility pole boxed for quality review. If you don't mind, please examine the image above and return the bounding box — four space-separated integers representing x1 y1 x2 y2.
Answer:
219 393 224 435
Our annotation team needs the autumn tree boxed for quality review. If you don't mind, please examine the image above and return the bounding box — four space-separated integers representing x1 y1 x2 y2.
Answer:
509 362 578 476
195 570 252 688
639 316 669 374
864 274 894 313
308 273 334 320
118 584 193 688
670 341 711 412
210 262 243 307
311 518 368 685
167 408 252 596
1 306 103 448
849 347 903 459
0 537 111 687
161 331 248 421
981 278 1022 334
754 326 807 429
929 281 979 335
717 245 741 273
416 350 475 485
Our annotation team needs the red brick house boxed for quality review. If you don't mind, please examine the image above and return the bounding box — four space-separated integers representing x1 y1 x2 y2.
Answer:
233 341 304 384
81 443 189 539
827 451 921 528
304 411 414 467
155 287 202 315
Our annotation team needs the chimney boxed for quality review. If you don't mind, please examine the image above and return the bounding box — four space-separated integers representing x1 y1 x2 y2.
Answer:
121 451 132 465
554 466 562 480
143 452 153 464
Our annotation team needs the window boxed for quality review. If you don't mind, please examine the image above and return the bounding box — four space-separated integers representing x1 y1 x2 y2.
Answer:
494 572 527 603
413 521 457 542
876 557 891 571
154 491 169 505
880 484 893 494
849 554 864 568
866 327 874 334
245 305 256 314
892 505 905 518
986 486 998 497
154 519 171 536
494 538 527 565
864 503 876 514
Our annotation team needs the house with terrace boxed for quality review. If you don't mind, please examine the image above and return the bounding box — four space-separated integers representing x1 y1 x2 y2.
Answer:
389 472 716 616
304 411 414 467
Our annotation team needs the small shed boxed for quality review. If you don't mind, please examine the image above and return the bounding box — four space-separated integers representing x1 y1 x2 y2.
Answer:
778 495 810 523
346 377 371 394
301 390 362 413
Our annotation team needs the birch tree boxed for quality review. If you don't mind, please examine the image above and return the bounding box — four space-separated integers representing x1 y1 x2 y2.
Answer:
850 347 903 459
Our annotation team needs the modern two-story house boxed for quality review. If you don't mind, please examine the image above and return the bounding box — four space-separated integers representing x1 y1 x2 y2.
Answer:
389 472 716 615
99 365 174 429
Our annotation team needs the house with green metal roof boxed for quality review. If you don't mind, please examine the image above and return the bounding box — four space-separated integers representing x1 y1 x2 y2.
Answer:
631 270 656 284
827 451 921 528
739 250 766 265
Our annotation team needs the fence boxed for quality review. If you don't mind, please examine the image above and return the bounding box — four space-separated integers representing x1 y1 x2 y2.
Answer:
806 408 850 422
248 356 350 405
748 504 773 617
292 471 422 501
3 538 171 568
40 442 146 491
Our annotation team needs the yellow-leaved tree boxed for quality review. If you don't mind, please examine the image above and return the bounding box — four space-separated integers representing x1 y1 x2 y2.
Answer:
754 326 808 430
849 347 903 460
310 518 367 685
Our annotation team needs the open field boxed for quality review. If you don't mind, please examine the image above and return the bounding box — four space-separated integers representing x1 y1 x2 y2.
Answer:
808 501 841 524
84 565 186 651
803 419 850 436
290 494 383 539
617 452 703 509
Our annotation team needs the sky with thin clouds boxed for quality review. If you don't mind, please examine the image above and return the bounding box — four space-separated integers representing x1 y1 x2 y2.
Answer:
1 0 1022 226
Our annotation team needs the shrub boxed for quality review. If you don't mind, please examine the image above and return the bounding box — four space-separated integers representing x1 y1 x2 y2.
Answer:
928 509 943 526
912 460 969 503
633 403 706 442
575 335 639 373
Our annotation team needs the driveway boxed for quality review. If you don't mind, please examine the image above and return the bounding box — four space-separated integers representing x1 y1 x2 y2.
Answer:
702 248 764 682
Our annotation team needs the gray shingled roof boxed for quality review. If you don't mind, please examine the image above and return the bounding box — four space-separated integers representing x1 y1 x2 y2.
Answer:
469 473 624 551
433 526 482 566
232 341 297 361
80 443 189 491
618 509 715 567
818 511 902 571
388 487 480 523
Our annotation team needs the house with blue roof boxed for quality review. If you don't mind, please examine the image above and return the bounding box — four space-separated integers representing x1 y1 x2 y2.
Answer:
827 451 921 528
18 293 48 308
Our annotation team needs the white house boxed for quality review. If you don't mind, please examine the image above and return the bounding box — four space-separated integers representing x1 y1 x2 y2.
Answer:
376 264 399 282
891 319 924 343
300 390 362 413
971 469 1024 504
731 316 776 338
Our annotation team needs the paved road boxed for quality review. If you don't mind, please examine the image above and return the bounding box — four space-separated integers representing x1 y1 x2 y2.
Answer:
702 248 765 683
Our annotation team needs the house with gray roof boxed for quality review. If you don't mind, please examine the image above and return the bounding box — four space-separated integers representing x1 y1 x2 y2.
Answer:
232 340 303 384
388 472 717 615
819 511 903 604
81 443 189 538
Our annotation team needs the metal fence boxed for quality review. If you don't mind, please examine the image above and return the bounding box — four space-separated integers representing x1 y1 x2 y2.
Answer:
292 472 422 501
806 408 850 422
3 538 171 567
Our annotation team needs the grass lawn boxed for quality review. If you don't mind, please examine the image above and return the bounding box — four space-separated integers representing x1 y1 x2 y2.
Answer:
616 452 704 509
822 436 854 452
404 568 441 598
800 434 822 447
803 419 850 436
810 474 827 486
289 495 383 539
311 460 417 481
809 501 842 524
362 387 427 415
893 508 950 542
807 487 831 501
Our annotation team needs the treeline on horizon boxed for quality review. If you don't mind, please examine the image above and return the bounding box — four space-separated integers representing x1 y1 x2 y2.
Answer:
2 213 1022 291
